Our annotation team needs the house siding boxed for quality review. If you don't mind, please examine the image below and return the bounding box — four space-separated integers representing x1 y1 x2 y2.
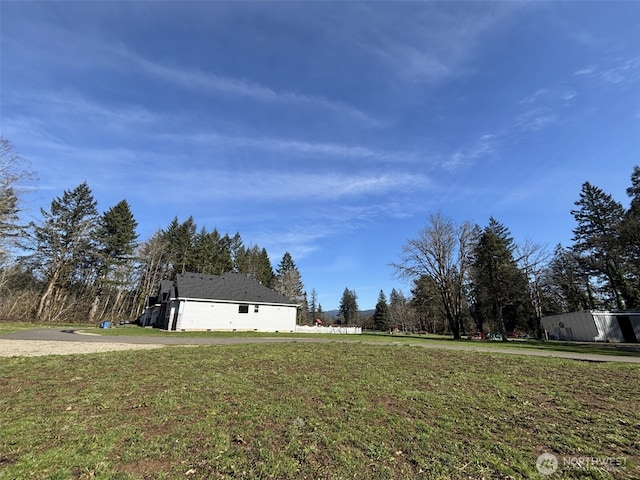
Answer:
172 298 296 332
142 273 298 332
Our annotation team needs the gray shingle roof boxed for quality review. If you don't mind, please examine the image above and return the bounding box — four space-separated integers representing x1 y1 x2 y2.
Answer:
174 272 297 305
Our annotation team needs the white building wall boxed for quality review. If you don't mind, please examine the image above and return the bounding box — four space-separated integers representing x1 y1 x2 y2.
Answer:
541 311 599 341
541 311 640 342
173 298 296 332
592 313 624 343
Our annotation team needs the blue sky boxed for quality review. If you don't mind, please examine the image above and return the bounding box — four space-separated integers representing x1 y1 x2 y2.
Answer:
1 1 639 310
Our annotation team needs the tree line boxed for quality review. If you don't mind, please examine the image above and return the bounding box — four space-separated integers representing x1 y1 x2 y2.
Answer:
385 166 640 339
0 137 307 324
334 166 639 338
2 137 637 335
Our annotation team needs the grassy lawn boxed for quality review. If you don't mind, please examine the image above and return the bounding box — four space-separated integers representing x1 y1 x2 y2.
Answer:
3 320 639 358
1 343 638 479
74 325 640 358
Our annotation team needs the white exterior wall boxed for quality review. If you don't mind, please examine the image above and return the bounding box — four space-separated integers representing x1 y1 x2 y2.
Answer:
591 313 624 343
172 298 296 332
541 311 599 341
541 311 640 342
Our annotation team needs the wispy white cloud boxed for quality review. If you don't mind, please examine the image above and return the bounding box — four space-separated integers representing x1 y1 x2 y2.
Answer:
444 134 497 171
519 87 577 105
573 56 640 85
442 104 558 171
12 90 159 128
120 47 380 126
355 3 525 85
371 42 454 84
515 108 557 132
167 131 415 164
519 89 549 105
574 65 598 76
169 169 430 202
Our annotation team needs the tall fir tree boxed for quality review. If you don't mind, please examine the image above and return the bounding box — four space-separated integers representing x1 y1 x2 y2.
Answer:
275 252 305 321
309 288 318 321
240 245 274 286
89 199 139 322
619 166 640 308
29 182 99 321
163 216 197 277
338 287 358 326
545 245 594 312
571 182 628 308
470 217 532 340
373 290 390 331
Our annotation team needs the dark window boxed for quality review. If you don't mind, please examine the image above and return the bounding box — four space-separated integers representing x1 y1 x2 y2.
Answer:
238 305 249 314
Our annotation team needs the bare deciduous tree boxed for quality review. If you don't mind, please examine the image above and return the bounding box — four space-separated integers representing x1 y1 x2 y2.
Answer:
0 137 34 264
392 213 474 339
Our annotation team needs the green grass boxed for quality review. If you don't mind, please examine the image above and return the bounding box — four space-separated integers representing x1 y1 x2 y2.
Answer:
4 318 638 357
3 319 639 357
76 325 640 357
1 343 638 479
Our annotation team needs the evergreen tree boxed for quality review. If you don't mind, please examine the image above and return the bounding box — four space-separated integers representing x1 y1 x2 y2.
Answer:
256 248 275 287
191 228 233 275
389 288 413 332
411 274 446 334
275 252 304 301
275 252 305 322
299 291 309 325
240 245 274 286
228 232 245 272
470 217 532 340
163 216 197 277
373 290 390 331
89 199 139 321
571 182 628 308
309 288 318 321
338 287 358 325
29 182 99 321
545 245 595 311
619 166 640 308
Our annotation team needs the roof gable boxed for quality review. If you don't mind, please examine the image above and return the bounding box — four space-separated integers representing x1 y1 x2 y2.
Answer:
175 272 297 306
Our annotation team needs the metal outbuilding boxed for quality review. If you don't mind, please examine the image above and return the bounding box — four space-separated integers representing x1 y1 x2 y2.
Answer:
541 311 640 343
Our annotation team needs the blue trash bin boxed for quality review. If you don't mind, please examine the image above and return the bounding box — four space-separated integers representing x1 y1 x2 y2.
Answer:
102 321 110 329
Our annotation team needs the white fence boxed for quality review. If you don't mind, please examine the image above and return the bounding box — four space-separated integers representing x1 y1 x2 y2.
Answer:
295 325 362 335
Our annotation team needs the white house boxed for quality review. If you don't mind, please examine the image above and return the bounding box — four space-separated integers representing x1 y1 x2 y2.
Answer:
541 311 640 343
139 272 298 332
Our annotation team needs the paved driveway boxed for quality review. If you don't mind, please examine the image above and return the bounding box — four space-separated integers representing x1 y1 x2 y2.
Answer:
1 328 640 363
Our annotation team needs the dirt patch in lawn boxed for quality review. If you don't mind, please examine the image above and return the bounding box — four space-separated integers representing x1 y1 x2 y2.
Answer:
0 339 164 357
